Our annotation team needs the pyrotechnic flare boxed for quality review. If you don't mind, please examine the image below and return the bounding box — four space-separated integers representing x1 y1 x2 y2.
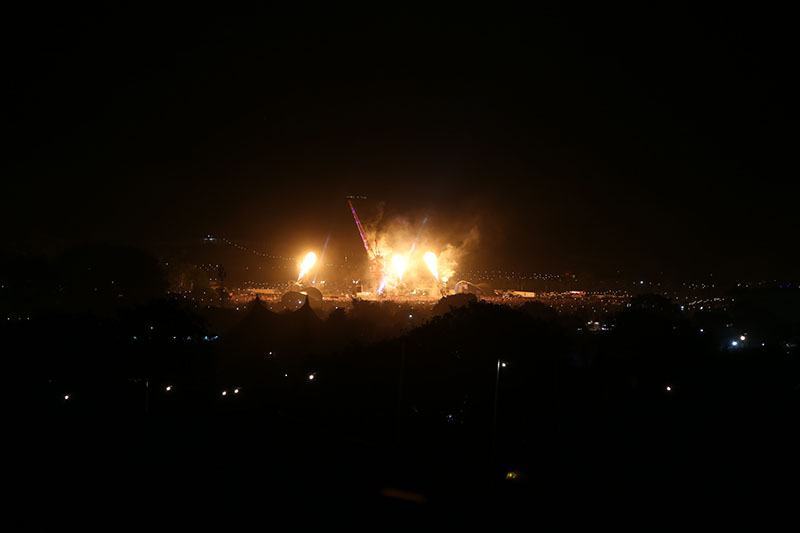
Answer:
312 234 330 284
424 251 439 281
392 254 407 280
297 251 317 281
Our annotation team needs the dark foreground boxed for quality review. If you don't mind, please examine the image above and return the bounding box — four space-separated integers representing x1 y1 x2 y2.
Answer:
15 401 798 529
8 293 800 527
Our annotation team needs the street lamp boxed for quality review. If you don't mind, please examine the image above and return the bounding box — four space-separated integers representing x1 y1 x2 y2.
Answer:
491 359 508 471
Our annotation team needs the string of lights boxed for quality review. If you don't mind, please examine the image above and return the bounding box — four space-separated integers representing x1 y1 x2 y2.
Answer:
207 235 295 262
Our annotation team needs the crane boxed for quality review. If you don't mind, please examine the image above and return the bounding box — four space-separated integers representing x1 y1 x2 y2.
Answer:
347 197 376 261
346 196 386 293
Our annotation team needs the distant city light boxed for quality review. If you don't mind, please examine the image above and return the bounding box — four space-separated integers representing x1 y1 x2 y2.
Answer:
64 395 69 400
222 390 227 396
666 386 671 391
165 386 172 392
731 341 738 346
234 388 240 394
740 335 746 341
308 374 315 380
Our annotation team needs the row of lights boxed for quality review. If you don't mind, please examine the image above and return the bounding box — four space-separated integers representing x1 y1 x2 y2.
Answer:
62 383 176 401
59 375 680 404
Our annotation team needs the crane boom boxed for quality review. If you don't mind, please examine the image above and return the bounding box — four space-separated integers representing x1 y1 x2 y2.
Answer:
347 198 375 260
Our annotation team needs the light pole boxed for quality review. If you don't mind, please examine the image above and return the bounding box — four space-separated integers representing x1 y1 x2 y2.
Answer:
396 337 406 441
491 359 507 471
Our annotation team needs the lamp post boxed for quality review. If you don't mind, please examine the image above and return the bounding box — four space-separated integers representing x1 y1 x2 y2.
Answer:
396 337 406 441
491 359 507 471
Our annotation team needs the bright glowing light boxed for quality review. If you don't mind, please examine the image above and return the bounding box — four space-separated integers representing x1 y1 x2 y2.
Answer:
666 386 671 391
222 390 227 396
423 252 439 281
308 374 315 380
740 335 746 341
64 395 69 400
234 388 240 394
297 252 317 281
501 362 507 368
392 254 407 280
731 341 738 346
165 386 172 392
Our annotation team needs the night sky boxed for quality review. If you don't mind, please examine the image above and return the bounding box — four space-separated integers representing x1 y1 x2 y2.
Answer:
3 7 795 280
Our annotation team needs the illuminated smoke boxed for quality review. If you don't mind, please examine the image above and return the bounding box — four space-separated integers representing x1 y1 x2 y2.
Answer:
438 226 479 283
392 254 407 280
423 251 439 281
297 252 317 281
349 201 480 292
408 216 428 257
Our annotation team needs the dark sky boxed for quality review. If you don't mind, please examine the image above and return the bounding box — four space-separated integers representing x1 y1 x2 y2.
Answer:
3 7 796 280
